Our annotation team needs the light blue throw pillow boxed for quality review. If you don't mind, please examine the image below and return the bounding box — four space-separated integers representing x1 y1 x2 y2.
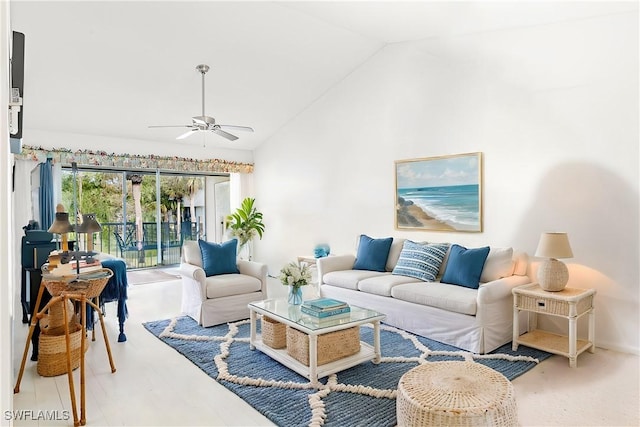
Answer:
198 239 240 277
441 244 490 289
353 235 393 272
392 241 450 282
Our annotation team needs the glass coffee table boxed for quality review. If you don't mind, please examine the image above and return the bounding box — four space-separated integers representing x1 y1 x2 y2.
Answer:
249 299 385 383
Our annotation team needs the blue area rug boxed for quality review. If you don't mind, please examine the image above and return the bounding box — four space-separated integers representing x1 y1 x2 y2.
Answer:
144 316 551 427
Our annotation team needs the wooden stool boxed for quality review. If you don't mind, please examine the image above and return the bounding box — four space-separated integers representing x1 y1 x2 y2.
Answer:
396 361 518 426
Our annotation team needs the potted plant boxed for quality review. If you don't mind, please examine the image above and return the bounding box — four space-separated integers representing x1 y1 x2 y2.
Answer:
225 197 265 259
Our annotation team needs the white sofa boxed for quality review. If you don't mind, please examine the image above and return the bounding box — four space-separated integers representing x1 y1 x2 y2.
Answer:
179 240 268 327
317 238 530 354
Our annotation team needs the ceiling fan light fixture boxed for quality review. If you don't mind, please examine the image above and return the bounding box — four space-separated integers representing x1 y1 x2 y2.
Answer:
148 64 252 142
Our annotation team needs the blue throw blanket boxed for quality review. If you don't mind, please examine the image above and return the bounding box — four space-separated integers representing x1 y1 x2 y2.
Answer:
99 259 129 341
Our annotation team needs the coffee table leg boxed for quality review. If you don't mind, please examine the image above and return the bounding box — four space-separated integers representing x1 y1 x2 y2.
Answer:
249 310 256 350
373 321 381 364
309 334 318 383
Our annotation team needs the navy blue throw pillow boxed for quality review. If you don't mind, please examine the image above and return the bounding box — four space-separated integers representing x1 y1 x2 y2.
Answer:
441 244 490 289
353 235 393 272
198 239 240 277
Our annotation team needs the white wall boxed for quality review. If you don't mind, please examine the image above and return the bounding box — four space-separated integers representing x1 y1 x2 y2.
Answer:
1 1 14 419
254 10 639 354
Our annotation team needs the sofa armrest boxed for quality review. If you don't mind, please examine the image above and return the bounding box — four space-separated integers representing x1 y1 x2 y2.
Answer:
477 275 532 304
317 255 356 283
178 262 207 301
237 260 269 294
178 262 206 282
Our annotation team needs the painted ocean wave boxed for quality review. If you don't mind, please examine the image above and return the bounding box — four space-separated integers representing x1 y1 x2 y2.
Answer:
398 184 480 229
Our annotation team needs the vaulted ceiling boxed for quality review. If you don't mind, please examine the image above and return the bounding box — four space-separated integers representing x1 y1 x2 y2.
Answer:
10 1 634 152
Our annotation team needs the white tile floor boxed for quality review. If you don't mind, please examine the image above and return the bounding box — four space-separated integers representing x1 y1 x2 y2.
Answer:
11 273 640 426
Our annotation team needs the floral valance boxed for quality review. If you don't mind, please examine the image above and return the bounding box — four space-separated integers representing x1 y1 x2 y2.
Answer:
14 145 254 174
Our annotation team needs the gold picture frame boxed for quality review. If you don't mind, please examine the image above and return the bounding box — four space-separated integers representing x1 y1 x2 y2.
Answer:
395 152 483 232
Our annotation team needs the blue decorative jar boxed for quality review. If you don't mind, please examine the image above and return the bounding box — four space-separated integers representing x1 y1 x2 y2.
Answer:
314 243 331 258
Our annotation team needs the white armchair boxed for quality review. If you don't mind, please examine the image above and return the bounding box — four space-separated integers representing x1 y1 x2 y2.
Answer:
178 240 268 327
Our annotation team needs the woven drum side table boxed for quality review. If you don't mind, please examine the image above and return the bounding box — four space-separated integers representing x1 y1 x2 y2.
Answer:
396 361 518 427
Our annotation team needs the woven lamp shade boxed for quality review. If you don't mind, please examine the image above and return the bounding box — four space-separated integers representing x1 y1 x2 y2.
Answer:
535 232 573 292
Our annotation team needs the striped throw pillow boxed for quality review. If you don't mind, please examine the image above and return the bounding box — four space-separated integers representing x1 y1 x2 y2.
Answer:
392 241 450 282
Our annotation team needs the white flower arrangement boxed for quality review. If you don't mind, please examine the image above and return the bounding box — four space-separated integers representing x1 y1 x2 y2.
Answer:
279 262 312 289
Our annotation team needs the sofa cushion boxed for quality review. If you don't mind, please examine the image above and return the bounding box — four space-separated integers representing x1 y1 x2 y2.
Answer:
441 244 490 289
323 270 386 290
205 274 262 299
183 240 203 267
391 282 478 315
199 239 240 277
353 235 393 272
392 241 450 282
480 247 515 282
358 274 421 297
386 238 406 272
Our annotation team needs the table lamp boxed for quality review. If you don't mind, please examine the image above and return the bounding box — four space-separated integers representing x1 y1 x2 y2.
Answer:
535 232 573 291
47 204 74 252
76 213 102 262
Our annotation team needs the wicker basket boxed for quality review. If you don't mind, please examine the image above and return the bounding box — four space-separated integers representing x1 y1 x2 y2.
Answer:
44 299 76 331
37 322 88 377
261 316 286 349
286 326 360 366
44 269 113 298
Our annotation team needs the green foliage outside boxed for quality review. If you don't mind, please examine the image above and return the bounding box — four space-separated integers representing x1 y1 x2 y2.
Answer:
61 171 204 224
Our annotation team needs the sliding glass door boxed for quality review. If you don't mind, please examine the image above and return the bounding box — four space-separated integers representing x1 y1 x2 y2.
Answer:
62 167 223 269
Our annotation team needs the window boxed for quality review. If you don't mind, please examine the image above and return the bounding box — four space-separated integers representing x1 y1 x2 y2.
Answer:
61 167 229 269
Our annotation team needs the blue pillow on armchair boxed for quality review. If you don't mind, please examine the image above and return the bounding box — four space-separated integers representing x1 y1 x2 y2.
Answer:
441 244 490 289
198 239 240 277
353 235 393 272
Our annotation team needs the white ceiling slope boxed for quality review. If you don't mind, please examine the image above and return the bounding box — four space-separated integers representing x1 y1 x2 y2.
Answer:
10 1 637 152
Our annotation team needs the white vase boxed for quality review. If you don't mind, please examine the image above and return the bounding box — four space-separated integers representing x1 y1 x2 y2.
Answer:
238 240 252 260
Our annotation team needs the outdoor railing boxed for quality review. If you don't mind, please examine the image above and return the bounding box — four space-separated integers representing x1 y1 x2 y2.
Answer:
89 221 200 269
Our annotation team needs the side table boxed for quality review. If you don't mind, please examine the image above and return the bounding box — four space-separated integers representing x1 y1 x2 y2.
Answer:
512 283 596 367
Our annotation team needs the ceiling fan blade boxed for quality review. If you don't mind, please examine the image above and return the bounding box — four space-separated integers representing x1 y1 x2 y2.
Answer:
148 125 193 128
212 128 238 141
177 129 198 140
218 125 254 133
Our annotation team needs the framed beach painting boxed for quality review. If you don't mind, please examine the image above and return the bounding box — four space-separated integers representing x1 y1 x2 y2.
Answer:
395 152 483 232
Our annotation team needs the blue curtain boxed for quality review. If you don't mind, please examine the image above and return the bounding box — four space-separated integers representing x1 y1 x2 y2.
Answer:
39 158 55 231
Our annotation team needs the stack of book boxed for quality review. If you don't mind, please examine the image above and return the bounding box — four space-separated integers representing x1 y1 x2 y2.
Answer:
301 298 350 318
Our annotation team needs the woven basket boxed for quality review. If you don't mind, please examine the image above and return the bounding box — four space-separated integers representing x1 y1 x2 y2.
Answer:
37 322 88 377
286 326 360 366
45 299 76 331
261 316 286 349
44 269 113 299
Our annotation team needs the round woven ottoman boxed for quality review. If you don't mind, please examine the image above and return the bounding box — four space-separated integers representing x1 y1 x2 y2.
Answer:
396 361 517 426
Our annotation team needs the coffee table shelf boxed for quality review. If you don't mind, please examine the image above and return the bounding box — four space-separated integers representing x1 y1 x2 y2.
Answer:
251 338 376 381
249 299 385 383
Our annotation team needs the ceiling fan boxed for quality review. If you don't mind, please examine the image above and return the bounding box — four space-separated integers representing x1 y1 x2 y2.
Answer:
149 64 253 141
